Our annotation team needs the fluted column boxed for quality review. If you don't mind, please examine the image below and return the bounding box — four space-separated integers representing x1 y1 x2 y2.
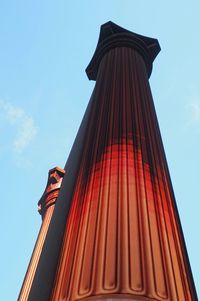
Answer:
19 21 197 301
50 23 197 301
18 167 65 301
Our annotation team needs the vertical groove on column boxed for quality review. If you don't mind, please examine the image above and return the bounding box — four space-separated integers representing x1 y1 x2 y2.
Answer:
50 47 196 301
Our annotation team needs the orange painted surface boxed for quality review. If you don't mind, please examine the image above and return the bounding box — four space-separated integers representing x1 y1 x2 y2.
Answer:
18 167 65 301
18 205 55 301
51 49 195 301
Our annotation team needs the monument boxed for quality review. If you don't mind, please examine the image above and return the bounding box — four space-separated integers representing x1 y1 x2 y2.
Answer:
18 21 197 301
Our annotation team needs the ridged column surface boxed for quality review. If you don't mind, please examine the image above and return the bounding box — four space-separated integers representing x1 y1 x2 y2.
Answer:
51 47 195 301
18 167 65 301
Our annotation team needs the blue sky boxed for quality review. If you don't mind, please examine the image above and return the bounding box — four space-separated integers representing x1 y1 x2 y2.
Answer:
0 0 199 299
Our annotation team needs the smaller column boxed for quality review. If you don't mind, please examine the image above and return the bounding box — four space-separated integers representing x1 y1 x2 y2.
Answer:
18 167 65 301
38 167 66 219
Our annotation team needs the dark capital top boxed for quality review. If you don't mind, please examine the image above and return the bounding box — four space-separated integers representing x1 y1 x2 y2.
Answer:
86 21 161 80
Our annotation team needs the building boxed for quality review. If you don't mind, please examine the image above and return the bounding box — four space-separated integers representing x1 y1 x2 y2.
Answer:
18 21 197 301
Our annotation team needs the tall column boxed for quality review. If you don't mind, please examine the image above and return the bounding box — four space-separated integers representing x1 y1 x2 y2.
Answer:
20 22 197 301
51 22 197 301
18 167 65 301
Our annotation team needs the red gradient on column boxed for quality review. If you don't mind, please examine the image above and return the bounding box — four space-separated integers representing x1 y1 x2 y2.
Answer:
51 48 194 301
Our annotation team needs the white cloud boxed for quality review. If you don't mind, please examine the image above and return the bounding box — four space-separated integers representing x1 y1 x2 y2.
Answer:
0 100 24 123
0 99 38 154
186 100 200 127
14 115 37 153
189 102 200 124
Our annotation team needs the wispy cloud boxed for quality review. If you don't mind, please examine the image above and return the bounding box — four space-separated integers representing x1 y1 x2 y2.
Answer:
14 115 37 153
186 99 200 128
0 99 38 154
189 102 200 124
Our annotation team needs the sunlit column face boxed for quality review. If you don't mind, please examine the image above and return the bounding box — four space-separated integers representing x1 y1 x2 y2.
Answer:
51 47 194 301
80 296 156 301
18 22 196 301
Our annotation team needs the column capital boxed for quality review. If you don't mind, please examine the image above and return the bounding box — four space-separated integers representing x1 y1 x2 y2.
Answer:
86 21 161 80
38 167 65 219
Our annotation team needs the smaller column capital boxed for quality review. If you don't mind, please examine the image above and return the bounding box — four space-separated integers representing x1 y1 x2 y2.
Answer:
38 167 65 219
